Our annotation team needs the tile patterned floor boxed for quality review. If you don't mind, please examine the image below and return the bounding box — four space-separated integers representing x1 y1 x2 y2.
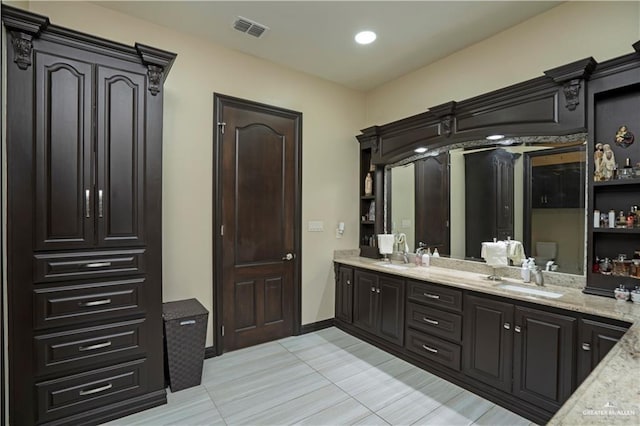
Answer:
103 327 534 426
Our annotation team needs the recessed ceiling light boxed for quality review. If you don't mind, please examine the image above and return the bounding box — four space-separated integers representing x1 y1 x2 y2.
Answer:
414 147 428 153
355 31 376 45
486 134 505 141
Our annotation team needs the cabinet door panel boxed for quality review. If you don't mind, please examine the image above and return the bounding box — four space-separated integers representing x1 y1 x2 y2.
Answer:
378 275 405 346
577 319 628 384
353 270 377 333
97 66 146 247
513 306 575 412
34 52 94 250
336 267 354 323
463 295 514 392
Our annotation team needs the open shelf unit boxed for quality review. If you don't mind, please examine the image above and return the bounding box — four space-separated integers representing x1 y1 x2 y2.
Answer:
585 61 640 297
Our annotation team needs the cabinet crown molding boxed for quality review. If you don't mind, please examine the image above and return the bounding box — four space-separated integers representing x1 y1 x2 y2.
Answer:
1 5 49 36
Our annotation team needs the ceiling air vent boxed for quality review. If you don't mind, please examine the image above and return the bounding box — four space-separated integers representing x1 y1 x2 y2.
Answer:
233 16 269 38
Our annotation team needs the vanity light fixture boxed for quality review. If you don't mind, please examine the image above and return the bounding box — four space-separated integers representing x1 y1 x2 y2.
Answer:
355 30 377 45
414 147 428 153
486 134 505 141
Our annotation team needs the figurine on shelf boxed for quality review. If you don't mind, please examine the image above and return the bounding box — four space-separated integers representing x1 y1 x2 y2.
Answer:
364 172 373 196
614 125 634 148
599 143 616 180
594 142 604 181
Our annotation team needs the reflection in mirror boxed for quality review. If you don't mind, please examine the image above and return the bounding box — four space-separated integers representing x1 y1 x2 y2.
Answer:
386 136 586 275
390 163 415 252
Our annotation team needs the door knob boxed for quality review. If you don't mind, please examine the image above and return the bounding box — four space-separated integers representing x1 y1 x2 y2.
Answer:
282 253 295 261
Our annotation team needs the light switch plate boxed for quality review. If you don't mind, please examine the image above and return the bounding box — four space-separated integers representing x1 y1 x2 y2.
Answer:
308 221 324 232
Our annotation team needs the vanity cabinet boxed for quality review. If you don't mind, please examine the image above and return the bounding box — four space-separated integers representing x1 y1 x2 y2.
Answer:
352 270 405 345
463 295 514 392
512 306 576 413
463 294 576 414
577 317 628 384
334 263 631 424
3 6 175 425
335 265 354 323
406 280 463 371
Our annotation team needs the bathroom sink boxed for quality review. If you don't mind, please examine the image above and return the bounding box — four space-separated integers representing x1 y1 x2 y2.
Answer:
498 284 563 299
375 262 411 270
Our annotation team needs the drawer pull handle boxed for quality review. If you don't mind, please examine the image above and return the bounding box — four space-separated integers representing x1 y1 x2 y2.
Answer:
514 326 522 333
423 317 439 325
98 189 104 218
85 262 112 268
79 341 112 351
346 280 351 285
422 344 438 354
582 343 591 351
423 293 440 299
79 299 112 307
371 286 376 293
180 320 196 326
503 322 511 330
79 383 113 396
376 288 380 294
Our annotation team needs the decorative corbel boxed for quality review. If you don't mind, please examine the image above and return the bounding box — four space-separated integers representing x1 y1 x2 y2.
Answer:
544 57 597 111
429 101 457 138
1 5 50 70
135 43 177 96
147 65 164 96
10 32 34 70
562 79 582 111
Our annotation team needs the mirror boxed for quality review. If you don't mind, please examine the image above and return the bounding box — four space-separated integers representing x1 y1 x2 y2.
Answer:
386 136 586 275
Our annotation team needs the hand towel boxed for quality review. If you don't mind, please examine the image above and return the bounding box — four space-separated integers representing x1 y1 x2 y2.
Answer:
378 234 395 255
507 240 526 265
481 241 508 266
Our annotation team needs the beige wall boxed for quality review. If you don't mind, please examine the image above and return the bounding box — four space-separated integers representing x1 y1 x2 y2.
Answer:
25 1 365 346
365 1 640 125
5 1 639 349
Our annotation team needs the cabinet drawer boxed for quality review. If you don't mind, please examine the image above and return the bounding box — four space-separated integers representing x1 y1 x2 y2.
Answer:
36 358 148 424
407 302 462 342
33 278 144 329
34 249 146 283
407 280 462 312
406 328 461 371
34 319 146 376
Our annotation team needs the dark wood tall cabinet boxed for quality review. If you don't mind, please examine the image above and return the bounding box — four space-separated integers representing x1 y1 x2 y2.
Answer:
3 6 176 425
415 152 450 255
464 148 518 260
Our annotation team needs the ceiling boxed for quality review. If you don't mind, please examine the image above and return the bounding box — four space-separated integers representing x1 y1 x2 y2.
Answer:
94 1 562 91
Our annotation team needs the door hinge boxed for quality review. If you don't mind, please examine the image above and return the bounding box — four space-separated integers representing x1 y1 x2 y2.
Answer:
221 225 224 236
221 325 225 337
218 122 226 134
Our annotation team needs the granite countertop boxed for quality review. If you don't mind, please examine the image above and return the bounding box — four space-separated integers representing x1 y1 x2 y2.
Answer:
333 255 640 425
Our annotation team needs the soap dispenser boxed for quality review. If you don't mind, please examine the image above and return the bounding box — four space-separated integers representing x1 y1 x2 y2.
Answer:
432 248 440 258
422 248 431 267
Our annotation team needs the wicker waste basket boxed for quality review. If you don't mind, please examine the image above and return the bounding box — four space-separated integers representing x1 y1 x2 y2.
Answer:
162 298 209 392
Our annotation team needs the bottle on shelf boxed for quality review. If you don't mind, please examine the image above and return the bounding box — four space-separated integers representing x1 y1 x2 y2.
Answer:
608 209 616 228
620 157 634 179
617 210 626 228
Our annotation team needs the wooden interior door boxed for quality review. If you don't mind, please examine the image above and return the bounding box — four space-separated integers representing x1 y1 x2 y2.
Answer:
217 95 301 352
